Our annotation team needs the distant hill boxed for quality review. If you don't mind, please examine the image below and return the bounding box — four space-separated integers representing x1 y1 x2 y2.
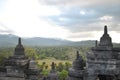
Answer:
23 37 72 46
0 34 98 47
0 34 18 47
69 40 96 47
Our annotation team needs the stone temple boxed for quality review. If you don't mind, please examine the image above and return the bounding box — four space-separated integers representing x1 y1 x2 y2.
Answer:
47 62 59 80
69 25 120 80
68 51 86 80
0 38 41 80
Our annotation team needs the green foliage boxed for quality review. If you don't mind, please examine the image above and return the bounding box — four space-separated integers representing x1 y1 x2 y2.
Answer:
35 46 75 60
0 46 90 66
0 46 88 80
55 62 72 72
45 65 48 69
0 47 13 65
25 47 38 59
41 69 49 76
33 46 90 60
56 62 64 72
64 62 72 71
58 70 68 80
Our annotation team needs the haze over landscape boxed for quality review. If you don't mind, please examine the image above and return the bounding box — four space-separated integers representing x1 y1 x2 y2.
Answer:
0 0 120 42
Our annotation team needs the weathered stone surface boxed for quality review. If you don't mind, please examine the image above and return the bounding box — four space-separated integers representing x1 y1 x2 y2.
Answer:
47 62 59 80
86 26 120 80
0 38 41 80
69 25 120 80
68 51 85 80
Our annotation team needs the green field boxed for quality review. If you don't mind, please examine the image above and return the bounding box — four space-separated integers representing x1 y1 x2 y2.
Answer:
0 46 89 66
37 58 72 69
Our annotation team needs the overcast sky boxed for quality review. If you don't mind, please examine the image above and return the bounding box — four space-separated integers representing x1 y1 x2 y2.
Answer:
0 0 120 42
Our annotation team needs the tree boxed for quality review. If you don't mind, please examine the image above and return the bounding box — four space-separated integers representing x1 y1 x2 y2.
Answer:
41 69 49 76
64 62 72 71
57 62 64 72
58 70 68 80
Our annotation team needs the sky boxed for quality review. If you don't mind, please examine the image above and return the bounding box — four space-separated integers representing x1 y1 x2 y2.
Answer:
0 0 120 42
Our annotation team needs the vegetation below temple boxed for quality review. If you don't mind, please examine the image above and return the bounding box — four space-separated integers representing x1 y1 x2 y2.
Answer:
0 46 89 63
0 41 119 65
0 46 89 79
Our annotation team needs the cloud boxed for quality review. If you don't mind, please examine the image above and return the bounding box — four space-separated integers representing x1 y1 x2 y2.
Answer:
40 0 120 31
0 29 13 34
0 0 120 42
0 0 70 39
39 0 120 8
68 32 94 38
66 31 103 41
0 22 14 34
100 16 113 21
41 1 120 42
46 4 120 33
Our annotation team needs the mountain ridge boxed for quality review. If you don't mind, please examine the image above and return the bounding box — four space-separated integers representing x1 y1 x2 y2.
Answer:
0 34 97 47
